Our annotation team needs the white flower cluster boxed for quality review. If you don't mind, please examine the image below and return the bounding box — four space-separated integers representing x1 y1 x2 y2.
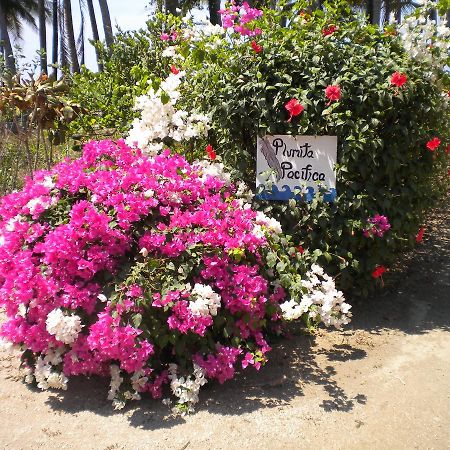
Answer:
168 363 207 412
399 6 450 72
189 283 221 317
107 365 146 409
45 308 83 345
5 215 25 232
195 159 232 185
126 72 210 156
280 264 352 329
25 196 57 215
30 348 68 390
107 364 125 409
181 18 225 42
253 211 283 238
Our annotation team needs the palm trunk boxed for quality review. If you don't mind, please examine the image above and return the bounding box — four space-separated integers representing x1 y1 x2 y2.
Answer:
372 0 381 25
38 0 47 74
98 0 113 48
0 2 16 76
51 0 58 79
86 0 103 71
63 0 80 73
165 0 179 15
208 0 221 25
384 0 391 23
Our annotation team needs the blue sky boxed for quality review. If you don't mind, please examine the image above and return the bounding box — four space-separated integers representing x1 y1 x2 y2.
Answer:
18 0 207 71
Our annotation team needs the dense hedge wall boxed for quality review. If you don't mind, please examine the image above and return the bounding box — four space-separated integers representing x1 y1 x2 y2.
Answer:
174 2 449 296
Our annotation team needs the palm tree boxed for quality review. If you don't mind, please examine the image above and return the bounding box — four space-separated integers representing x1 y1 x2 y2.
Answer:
63 0 80 72
98 0 113 48
38 0 47 74
51 0 58 78
165 0 180 15
0 2 16 75
86 0 103 70
208 0 221 25
0 0 40 76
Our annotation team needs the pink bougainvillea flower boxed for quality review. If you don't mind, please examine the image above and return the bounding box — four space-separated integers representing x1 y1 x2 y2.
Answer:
372 265 387 279
426 137 441 151
160 33 170 41
322 25 337 36
170 65 180 75
251 40 263 53
415 227 425 243
390 72 407 87
285 98 304 122
325 84 341 105
206 144 216 160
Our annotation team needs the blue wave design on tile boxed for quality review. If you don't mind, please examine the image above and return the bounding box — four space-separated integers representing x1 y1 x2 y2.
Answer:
256 185 336 202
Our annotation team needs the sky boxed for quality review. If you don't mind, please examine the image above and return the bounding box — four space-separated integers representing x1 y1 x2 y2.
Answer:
18 0 207 72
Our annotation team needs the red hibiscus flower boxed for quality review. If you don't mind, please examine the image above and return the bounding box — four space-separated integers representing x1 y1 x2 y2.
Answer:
297 245 304 254
372 265 387 279
170 65 180 75
415 227 425 243
285 98 304 122
426 137 441 151
251 40 263 53
322 25 337 36
325 84 341 105
390 72 407 88
206 144 216 160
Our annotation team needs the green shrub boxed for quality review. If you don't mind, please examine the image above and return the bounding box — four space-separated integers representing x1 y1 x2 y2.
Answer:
170 1 450 296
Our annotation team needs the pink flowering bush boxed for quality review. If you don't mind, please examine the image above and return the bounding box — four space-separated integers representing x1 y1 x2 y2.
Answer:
0 139 350 411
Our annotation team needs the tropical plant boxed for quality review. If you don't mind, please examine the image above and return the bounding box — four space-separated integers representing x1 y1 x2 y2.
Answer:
0 0 40 76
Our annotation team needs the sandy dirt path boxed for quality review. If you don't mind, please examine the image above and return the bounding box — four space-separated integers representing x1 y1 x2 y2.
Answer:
1 202 449 450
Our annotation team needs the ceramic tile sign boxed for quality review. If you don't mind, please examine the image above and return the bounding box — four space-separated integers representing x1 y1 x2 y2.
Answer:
256 135 337 201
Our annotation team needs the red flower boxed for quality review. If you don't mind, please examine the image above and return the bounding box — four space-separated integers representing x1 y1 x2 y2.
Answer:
322 25 337 36
285 98 304 122
325 84 341 105
390 72 407 88
372 265 387 278
426 137 441 151
415 227 425 243
251 40 263 53
297 245 304 254
206 144 216 160
170 65 180 75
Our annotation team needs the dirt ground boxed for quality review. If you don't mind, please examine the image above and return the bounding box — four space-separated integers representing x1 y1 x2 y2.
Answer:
1 200 449 450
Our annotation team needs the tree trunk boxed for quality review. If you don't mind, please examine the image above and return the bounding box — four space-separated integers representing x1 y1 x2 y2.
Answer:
63 0 80 73
86 0 103 71
429 8 438 23
0 2 16 76
372 0 381 26
38 0 47 74
98 0 113 48
366 0 374 24
208 0 221 25
165 0 179 16
51 0 58 79
384 0 392 24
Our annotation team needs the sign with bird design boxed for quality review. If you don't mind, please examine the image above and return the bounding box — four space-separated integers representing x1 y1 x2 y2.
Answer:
256 135 337 201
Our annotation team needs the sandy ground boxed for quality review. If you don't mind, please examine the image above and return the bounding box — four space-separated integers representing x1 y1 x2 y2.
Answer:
1 201 449 450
